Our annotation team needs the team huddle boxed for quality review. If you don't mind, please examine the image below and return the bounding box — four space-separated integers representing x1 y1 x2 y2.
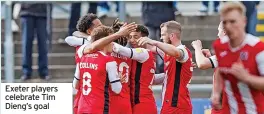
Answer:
65 2 264 114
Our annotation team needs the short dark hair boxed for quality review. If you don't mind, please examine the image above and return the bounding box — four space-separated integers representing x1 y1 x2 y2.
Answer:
136 25 149 37
76 13 98 32
111 18 128 46
111 18 124 33
91 26 114 42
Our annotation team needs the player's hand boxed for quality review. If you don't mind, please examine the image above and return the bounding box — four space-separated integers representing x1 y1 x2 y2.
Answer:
116 22 137 36
119 72 127 83
201 49 212 57
137 37 157 46
227 59 250 82
191 40 202 50
191 62 197 68
73 31 90 38
211 93 222 110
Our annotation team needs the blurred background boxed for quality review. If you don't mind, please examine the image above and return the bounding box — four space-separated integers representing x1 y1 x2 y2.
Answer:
1 1 263 114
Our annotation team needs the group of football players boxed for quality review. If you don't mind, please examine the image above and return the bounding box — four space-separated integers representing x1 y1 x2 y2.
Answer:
65 2 264 114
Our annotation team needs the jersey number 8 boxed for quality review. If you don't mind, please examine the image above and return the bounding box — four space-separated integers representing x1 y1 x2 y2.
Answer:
82 72 92 95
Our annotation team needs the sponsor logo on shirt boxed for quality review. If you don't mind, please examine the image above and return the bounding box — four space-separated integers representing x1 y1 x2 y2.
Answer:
85 53 98 58
220 51 227 57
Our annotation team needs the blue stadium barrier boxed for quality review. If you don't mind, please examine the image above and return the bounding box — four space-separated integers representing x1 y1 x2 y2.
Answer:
192 98 212 114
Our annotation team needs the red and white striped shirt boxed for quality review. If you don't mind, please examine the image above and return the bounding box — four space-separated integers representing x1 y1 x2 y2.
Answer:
213 34 264 114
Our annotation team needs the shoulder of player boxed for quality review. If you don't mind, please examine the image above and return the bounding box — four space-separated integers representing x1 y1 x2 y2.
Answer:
76 46 81 49
252 42 264 56
254 40 264 48
177 44 188 49
244 34 262 47
243 34 264 51
177 45 192 56
253 40 264 47
212 38 223 47
182 45 191 53
103 53 116 62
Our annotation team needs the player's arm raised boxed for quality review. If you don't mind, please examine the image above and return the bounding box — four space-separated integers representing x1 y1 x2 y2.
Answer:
145 44 165 60
136 38 165 59
106 61 122 94
72 31 90 38
82 23 137 54
65 33 91 47
113 43 149 63
138 37 188 62
192 40 218 69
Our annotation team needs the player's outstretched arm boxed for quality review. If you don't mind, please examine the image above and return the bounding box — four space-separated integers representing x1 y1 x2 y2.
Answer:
137 37 184 60
65 36 90 47
192 40 217 69
154 41 183 59
72 31 90 38
65 31 90 46
83 22 137 54
113 43 150 63
82 33 122 54
145 44 165 60
153 73 165 85
106 61 122 94
72 63 80 89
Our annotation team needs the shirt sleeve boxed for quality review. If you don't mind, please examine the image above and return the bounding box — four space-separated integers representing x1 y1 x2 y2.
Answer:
256 50 264 76
73 63 80 89
113 43 149 63
77 44 87 58
176 46 189 63
74 63 80 79
106 60 122 94
65 36 88 47
209 55 218 68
